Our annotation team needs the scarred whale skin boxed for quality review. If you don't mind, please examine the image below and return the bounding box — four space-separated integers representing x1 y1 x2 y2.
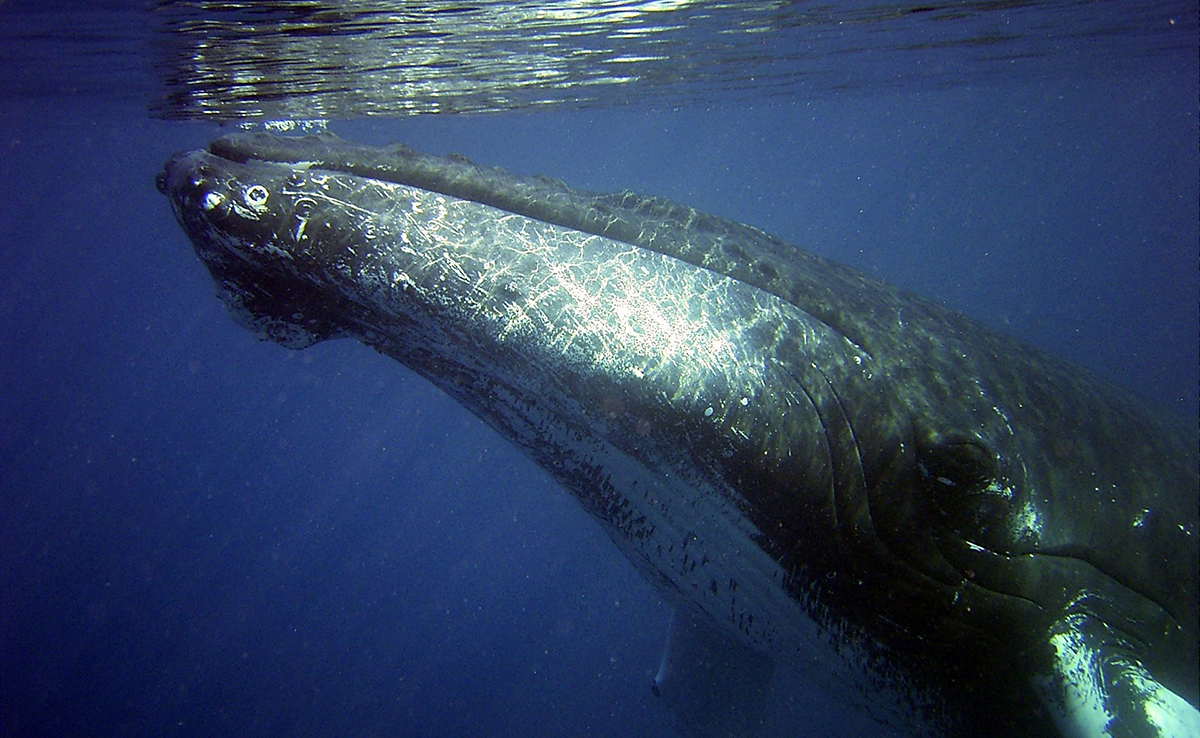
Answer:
158 132 1198 738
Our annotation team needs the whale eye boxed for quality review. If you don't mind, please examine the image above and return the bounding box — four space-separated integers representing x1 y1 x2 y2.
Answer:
244 184 269 210
920 437 1012 543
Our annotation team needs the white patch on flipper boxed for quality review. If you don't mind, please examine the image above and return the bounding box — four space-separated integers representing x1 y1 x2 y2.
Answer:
1130 668 1200 738
1034 616 1200 738
1036 625 1113 738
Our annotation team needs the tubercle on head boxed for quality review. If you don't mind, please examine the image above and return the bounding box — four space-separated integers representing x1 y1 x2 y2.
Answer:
201 179 272 223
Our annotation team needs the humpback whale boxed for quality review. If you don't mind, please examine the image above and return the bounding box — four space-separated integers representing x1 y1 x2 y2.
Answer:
158 133 1198 738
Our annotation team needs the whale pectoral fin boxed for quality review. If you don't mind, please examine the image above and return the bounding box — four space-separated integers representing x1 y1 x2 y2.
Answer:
652 609 775 738
1033 608 1200 738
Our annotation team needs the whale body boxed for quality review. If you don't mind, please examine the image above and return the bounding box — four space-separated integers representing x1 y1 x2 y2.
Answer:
159 133 1198 737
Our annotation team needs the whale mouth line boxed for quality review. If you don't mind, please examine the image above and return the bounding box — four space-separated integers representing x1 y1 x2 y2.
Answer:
198 133 842 328
205 132 618 235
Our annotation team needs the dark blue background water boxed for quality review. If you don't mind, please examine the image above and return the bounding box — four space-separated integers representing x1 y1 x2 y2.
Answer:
2 52 1196 738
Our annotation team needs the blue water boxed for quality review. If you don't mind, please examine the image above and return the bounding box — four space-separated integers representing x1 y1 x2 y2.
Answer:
1 15 1197 738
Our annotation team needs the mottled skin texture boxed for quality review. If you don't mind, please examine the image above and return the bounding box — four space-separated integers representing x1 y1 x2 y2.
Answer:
160 133 1197 737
